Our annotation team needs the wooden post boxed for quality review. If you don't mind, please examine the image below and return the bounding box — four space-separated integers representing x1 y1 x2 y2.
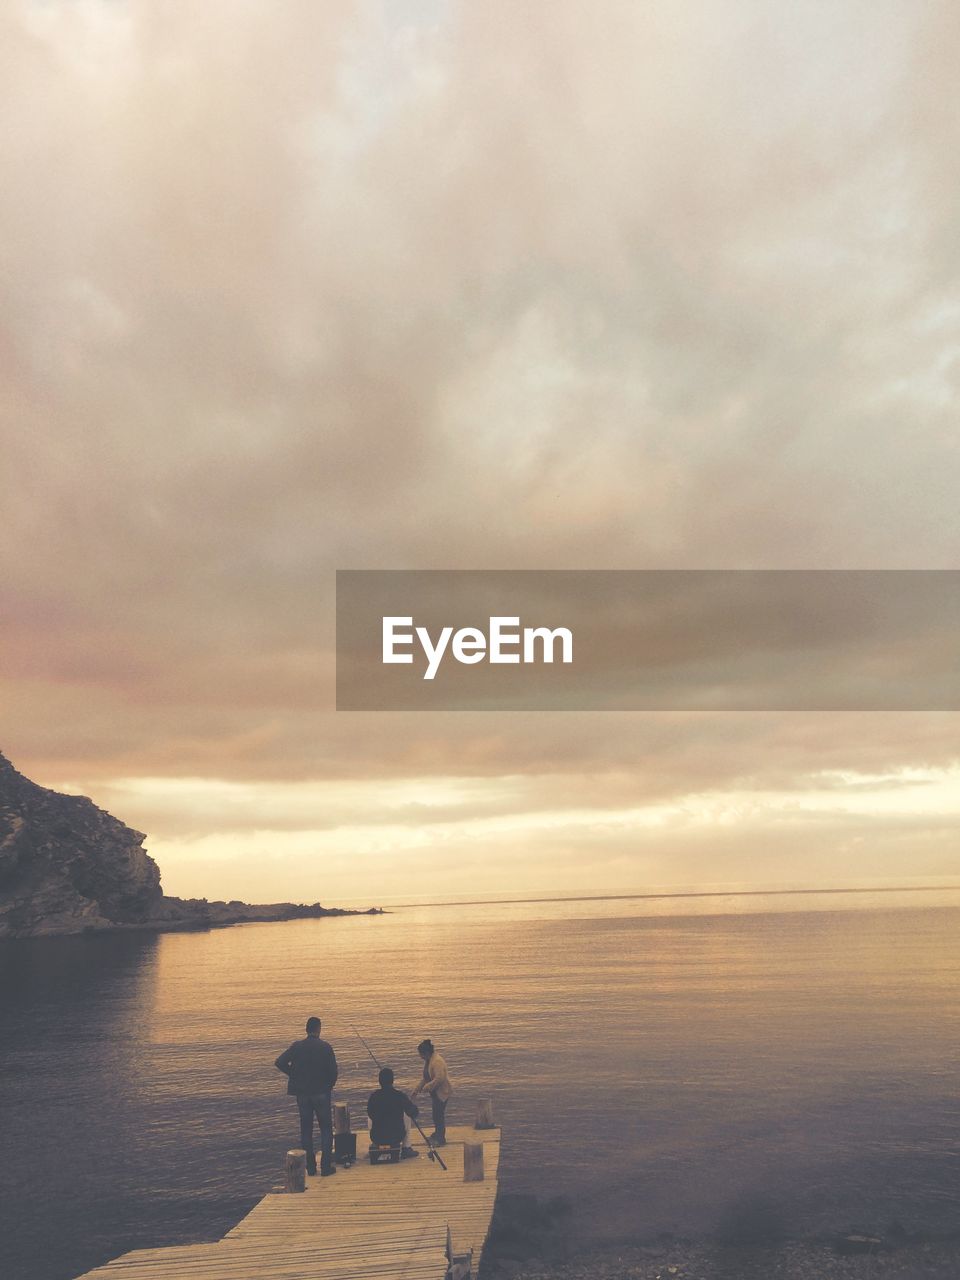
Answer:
463 1141 485 1182
450 1250 473 1280
284 1148 307 1193
334 1102 351 1134
475 1099 496 1129
446 1224 473 1280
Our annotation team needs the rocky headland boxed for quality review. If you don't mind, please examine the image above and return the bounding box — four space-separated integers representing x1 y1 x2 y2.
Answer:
0 751 381 938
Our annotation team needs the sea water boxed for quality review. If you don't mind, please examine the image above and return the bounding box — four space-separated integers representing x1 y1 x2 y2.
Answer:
2 890 960 1280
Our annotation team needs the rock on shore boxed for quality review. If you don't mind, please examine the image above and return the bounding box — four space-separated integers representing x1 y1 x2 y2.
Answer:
0 751 379 938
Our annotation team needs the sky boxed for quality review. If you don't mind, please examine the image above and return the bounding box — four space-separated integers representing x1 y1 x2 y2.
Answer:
1 0 959 904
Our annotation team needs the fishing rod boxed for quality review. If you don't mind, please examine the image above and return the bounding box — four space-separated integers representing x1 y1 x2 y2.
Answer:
352 1026 448 1171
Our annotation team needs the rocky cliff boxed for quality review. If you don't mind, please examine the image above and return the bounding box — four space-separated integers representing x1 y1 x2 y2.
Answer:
0 751 161 936
0 752 379 938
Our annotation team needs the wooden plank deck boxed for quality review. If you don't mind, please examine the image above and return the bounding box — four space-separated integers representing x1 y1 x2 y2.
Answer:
74 1125 501 1280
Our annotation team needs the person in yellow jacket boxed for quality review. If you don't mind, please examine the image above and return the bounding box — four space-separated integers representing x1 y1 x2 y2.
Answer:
411 1038 452 1146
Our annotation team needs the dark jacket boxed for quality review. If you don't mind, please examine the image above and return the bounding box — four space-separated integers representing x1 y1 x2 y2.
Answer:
275 1035 338 1097
367 1084 419 1147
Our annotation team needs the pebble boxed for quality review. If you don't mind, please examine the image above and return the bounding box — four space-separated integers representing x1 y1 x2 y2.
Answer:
484 1238 960 1280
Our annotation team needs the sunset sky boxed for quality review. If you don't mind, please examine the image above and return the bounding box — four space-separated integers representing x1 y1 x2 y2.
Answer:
2 1 959 903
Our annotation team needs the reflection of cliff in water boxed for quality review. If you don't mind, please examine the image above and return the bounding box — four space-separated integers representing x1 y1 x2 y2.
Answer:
0 931 161 1279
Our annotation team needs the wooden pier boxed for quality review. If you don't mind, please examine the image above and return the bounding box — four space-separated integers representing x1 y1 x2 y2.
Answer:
74 1118 501 1280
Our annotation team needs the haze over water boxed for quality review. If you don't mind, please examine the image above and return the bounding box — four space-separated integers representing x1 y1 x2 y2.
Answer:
2 889 960 1280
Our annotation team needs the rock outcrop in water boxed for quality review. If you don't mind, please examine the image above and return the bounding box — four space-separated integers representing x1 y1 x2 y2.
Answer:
0 752 380 938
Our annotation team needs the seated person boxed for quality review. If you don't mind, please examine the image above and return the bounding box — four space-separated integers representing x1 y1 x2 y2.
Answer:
367 1066 420 1159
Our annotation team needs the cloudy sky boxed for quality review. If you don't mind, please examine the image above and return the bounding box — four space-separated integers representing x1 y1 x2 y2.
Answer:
2 0 959 904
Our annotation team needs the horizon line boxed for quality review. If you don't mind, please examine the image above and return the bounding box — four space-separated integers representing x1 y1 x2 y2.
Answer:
385 883 960 910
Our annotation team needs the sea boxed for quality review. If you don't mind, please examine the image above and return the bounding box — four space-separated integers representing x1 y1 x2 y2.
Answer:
2 888 960 1280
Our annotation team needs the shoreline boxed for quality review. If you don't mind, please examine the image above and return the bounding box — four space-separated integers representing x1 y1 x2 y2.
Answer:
82 904 387 935
483 1238 960 1280
0 899 385 940
13 1178 960 1280
481 1195 960 1280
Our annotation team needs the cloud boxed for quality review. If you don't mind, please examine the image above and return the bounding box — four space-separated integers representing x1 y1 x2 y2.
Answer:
2 1 959 893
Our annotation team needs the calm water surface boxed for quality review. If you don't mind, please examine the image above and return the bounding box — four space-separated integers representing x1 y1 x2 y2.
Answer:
2 890 960 1280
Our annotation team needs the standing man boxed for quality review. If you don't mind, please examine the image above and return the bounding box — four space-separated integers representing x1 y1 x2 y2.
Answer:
274 1016 338 1177
411 1038 452 1146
